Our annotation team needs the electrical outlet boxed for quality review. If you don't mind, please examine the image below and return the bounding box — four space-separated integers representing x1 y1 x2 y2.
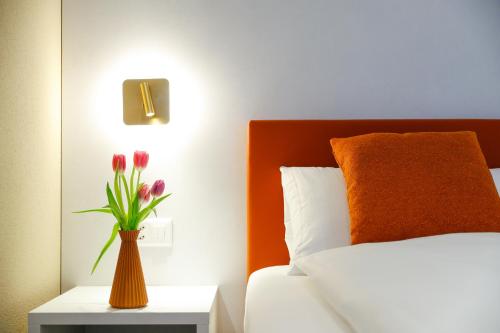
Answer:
138 217 172 247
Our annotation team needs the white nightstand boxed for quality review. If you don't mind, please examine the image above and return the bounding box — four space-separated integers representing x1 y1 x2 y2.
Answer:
29 286 217 333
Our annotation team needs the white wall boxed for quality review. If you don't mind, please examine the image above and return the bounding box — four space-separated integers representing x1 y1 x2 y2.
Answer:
0 0 61 331
62 1 500 332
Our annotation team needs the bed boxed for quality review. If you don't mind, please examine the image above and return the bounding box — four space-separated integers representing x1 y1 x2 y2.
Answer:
245 265 352 333
244 119 500 333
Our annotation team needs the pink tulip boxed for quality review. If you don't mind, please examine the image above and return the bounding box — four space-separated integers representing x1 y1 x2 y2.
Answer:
133 151 149 171
138 184 151 204
151 180 165 197
112 154 126 174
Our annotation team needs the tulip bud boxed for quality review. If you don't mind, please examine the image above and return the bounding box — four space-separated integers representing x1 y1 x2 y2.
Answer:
138 184 151 204
112 154 126 174
133 151 149 171
151 180 165 197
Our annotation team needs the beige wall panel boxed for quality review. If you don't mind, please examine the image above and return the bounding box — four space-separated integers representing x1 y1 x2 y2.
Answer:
0 0 61 332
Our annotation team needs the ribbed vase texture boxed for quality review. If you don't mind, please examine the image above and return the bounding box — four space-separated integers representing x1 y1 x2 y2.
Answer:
109 230 148 308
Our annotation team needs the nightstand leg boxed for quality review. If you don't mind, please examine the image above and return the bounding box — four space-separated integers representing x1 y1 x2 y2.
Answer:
28 325 41 333
196 324 209 333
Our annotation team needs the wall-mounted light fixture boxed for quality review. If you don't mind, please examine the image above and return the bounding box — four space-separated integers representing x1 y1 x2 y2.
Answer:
139 81 156 118
123 78 169 125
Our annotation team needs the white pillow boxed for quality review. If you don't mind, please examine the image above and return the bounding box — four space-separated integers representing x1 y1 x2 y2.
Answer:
281 167 500 275
280 167 350 275
492 168 500 194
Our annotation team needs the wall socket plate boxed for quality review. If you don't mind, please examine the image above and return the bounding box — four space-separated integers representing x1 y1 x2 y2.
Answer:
138 217 172 247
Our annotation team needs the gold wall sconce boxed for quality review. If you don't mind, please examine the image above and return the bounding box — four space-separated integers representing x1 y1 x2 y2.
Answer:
123 78 169 125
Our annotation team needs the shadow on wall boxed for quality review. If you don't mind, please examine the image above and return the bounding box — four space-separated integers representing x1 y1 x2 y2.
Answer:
217 289 237 333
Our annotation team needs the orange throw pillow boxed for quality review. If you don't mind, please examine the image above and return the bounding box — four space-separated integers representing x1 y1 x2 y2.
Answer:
331 131 500 245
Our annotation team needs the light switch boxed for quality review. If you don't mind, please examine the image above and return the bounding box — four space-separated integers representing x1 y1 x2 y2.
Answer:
138 217 172 247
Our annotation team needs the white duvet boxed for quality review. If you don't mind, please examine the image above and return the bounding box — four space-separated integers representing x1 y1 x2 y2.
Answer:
296 233 500 333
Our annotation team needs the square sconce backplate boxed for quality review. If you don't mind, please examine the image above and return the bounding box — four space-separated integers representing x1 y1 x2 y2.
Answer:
123 78 169 125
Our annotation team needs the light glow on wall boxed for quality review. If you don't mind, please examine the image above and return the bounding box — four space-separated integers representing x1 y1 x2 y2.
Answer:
92 48 206 156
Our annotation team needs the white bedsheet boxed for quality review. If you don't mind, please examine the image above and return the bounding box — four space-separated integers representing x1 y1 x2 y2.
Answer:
297 233 500 333
244 265 352 333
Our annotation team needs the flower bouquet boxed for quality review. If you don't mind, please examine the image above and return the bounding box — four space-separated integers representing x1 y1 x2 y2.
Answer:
74 151 170 308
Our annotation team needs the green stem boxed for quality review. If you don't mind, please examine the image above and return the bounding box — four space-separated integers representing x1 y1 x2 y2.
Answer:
121 175 131 208
122 175 133 226
114 170 125 217
137 170 142 192
129 167 136 198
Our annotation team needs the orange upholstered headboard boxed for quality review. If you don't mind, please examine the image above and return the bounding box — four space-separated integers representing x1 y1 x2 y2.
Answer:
247 119 500 277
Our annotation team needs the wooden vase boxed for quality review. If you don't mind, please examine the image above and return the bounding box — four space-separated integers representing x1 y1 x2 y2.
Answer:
109 230 148 308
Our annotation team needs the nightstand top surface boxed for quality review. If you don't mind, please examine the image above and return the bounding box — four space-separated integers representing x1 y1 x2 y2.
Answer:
29 286 218 325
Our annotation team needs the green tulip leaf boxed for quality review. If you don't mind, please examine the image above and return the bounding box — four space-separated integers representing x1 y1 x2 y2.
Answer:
137 194 171 224
73 208 113 214
106 183 125 228
91 222 120 274
128 192 140 230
